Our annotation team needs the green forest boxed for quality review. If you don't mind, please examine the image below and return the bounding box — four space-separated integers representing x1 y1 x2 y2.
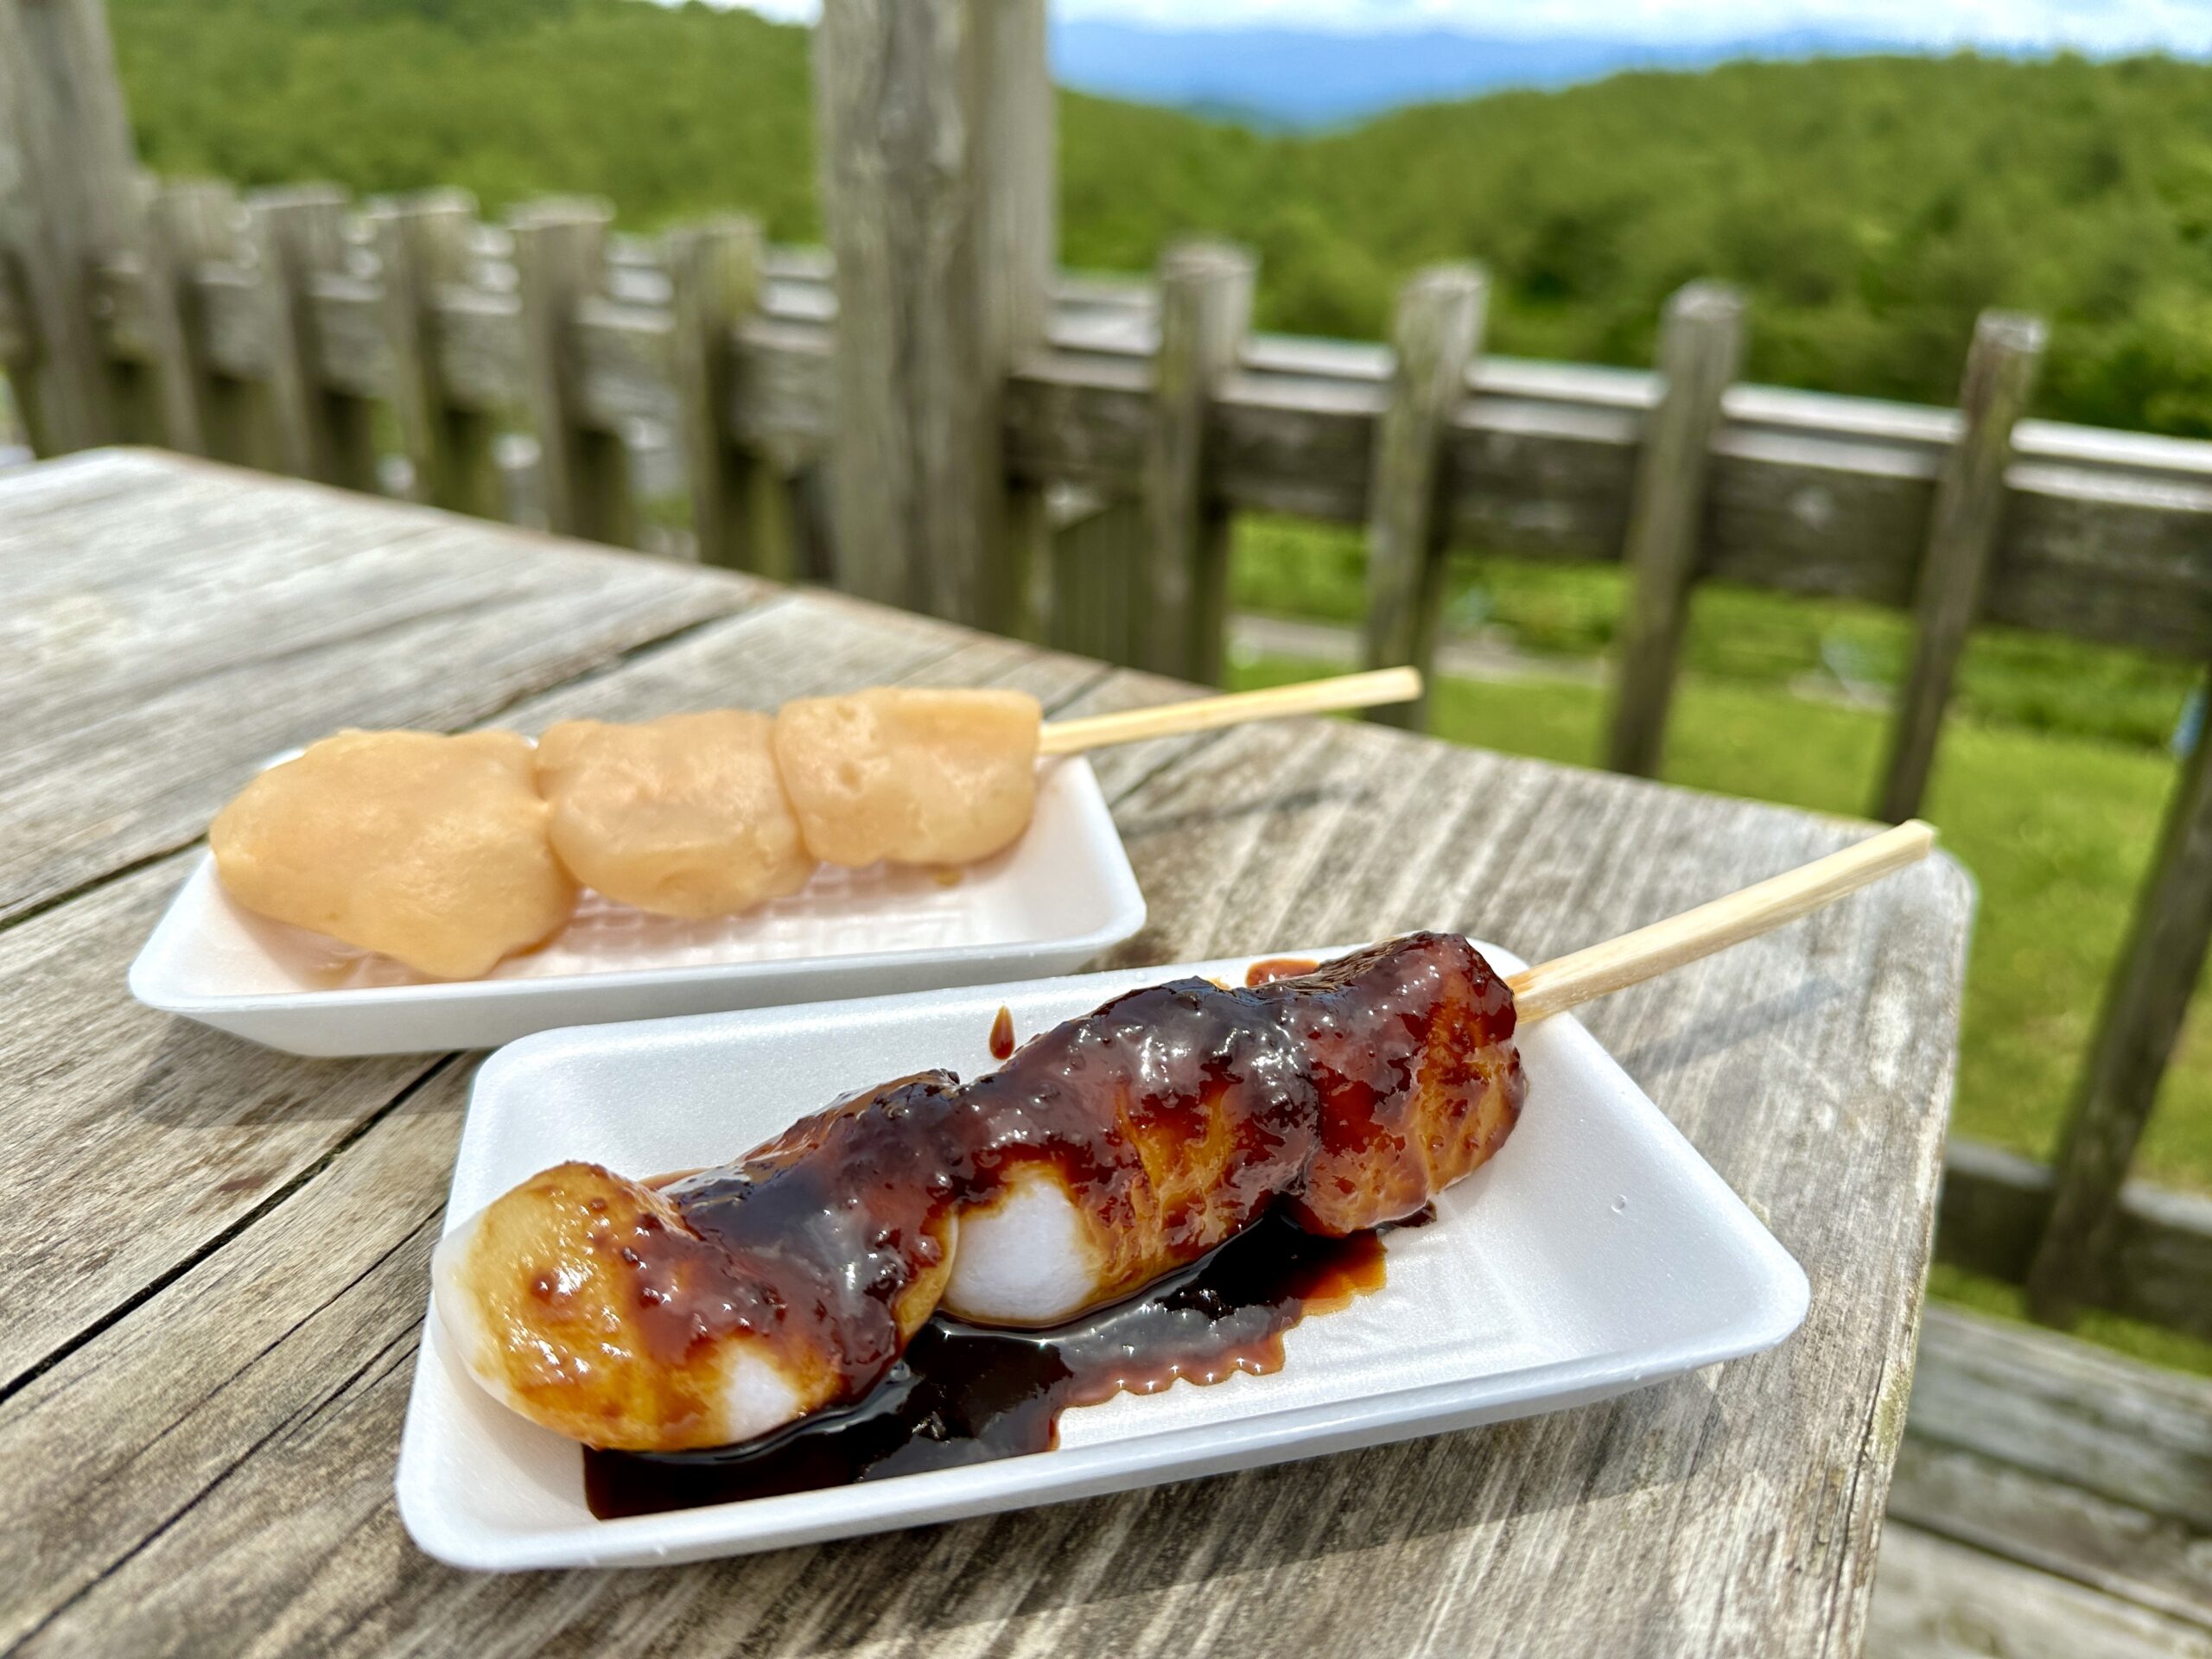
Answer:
111 0 2212 437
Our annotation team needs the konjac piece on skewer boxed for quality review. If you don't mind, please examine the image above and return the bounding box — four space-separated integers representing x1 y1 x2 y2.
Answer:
534 711 817 920
431 933 1523 1452
772 687 1042 868
211 729 575 980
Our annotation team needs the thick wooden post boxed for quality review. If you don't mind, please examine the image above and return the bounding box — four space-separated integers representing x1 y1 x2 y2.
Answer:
510 198 632 546
2028 702 2212 1324
1605 282 1744 778
1877 310 2045 823
372 189 499 518
1360 263 1487 729
665 217 791 577
1140 240 1254 684
248 185 378 491
141 179 253 462
0 0 143 452
813 0 1052 632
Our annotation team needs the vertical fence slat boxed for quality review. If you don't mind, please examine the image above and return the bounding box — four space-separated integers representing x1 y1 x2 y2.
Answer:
2027 702 2212 1324
666 216 790 578
0 0 143 451
1877 310 2046 823
142 179 251 462
510 198 631 546
813 0 1052 633
1361 263 1487 730
1605 281 1744 778
248 185 378 491
1141 240 1254 684
373 188 499 518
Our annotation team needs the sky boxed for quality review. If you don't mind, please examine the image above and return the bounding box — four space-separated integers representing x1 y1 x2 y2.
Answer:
723 0 2212 53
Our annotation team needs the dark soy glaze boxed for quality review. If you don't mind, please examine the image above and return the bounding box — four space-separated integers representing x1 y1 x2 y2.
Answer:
516 934 1518 1453
1244 956 1320 987
583 1210 1389 1518
988 1005 1015 1060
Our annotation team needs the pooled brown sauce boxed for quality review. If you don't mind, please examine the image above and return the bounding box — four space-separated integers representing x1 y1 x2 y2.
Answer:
1243 956 1320 987
582 1209 1389 1519
988 1005 1015 1060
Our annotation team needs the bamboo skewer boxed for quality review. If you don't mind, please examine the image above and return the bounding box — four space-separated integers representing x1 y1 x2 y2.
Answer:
1508 819 1936 1025
1037 666 1422 757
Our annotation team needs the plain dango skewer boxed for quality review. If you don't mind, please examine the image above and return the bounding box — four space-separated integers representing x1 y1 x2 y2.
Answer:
207 668 1422 978
431 821 1934 1452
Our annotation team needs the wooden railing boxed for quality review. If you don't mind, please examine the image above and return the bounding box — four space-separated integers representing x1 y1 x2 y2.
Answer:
5 0 2211 1340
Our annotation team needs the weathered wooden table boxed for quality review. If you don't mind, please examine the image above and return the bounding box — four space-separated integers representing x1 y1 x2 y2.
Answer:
1 451 1971 1657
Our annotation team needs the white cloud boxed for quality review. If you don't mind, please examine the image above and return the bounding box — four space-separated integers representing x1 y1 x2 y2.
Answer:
714 0 2212 53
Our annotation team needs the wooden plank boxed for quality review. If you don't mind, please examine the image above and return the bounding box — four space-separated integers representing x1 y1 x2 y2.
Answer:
1360 264 1486 730
508 198 632 546
247 186 379 492
813 0 1052 631
1887 1438 2212 1628
371 189 499 519
2030 680 2212 1324
3 661 1970 1656
1877 311 2046 822
139 180 258 464
0 609 1134 1654
1906 1304 2212 1527
1605 281 1745 777
664 217 790 578
0 0 143 452
1866 1524 2212 1659
0 451 760 925
1934 1137 2212 1341
1139 240 1253 683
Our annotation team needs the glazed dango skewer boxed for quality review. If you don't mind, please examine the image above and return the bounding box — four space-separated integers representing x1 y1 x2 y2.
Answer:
432 823 1933 1452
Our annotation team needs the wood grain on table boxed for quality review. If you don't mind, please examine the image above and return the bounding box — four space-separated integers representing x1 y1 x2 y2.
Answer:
0 450 1972 1658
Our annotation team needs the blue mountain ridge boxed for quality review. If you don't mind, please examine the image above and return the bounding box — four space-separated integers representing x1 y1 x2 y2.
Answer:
1051 22 1928 127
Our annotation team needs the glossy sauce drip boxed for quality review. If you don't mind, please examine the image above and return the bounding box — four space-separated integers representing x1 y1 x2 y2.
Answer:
582 1209 1388 1518
1244 956 1320 987
531 933 1522 1451
988 1005 1015 1060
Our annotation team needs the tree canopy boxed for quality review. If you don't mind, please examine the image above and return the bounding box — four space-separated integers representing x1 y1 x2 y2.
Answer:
111 0 2212 435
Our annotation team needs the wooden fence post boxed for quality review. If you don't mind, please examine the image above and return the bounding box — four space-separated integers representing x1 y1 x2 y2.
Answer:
141 179 253 462
1361 263 1488 729
1141 240 1254 683
1876 310 2045 822
2027 705 2212 1324
372 188 499 518
1605 281 1744 778
510 198 632 546
0 0 143 452
665 217 791 577
813 0 1052 632
248 185 378 491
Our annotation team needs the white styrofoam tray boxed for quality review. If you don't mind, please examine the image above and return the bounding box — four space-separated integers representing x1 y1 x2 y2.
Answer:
128 757 1143 1056
396 944 1809 1572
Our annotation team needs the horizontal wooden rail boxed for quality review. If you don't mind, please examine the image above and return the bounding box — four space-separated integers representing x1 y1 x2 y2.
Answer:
1936 1138 2212 1343
46 235 2212 661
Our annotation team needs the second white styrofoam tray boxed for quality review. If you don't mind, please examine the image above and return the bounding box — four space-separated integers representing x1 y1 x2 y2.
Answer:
396 944 1809 1571
128 757 1143 1056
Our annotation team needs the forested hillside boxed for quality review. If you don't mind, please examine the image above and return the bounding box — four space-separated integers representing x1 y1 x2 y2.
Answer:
111 0 2212 435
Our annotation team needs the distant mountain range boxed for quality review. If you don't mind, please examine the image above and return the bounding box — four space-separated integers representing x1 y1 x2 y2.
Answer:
1049 22 1909 127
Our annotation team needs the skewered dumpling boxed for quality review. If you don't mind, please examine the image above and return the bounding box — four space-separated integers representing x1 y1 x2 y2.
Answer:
534 711 817 919
772 688 1041 867
209 729 575 979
